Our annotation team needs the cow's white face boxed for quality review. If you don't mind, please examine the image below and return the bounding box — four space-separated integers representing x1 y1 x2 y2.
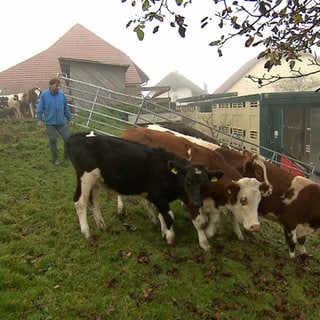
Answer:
227 177 262 231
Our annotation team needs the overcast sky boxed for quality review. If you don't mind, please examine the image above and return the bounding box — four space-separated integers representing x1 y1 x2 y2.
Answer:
0 0 262 93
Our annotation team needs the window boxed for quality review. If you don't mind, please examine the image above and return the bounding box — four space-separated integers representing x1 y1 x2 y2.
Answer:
219 125 230 134
231 102 244 108
250 130 258 140
232 128 245 137
249 101 259 108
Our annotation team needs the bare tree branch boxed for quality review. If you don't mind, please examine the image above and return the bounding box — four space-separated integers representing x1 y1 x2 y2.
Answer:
247 55 320 87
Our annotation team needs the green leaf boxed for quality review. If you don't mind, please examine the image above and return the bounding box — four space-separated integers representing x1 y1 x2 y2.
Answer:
134 26 145 41
154 14 164 22
264 60 274 71
178 25 186 38
209 40 221 46
289 60 296 70
142 0 150 11
245 36 254 47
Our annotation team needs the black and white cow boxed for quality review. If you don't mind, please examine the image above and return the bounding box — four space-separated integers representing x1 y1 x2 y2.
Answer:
0 87 41 119
0 94 22 118
66 131 223 246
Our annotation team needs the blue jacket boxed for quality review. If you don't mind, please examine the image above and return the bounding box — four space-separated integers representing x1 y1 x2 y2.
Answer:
36 89 72 125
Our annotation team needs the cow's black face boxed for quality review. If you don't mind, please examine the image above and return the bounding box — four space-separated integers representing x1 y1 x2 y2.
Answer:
168 161 224 208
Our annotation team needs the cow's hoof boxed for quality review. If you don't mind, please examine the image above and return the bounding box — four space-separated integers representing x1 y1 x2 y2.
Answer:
97 221 108 230
165 230 175 245
82 230 91 240
200 241 211 251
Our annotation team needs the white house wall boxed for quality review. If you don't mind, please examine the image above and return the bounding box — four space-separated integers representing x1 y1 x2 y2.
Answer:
226 54 320 95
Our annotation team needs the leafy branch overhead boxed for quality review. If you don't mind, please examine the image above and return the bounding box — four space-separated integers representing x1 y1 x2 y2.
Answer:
122 0 320 86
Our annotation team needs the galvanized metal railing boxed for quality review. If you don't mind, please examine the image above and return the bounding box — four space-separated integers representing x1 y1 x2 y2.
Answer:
58 74 316 177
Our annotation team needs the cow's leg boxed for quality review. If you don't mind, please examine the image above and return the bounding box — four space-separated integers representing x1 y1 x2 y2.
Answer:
29 103 35 118
186 205 210 251
203 199 222 238
117 195 125 215
149 196 175 245
296 224 315 257
91 183 107 230
284 228 297 259
143 199 160 225
74 183 90 239
74 171 100 239
297 236 307 256
157 210 175 244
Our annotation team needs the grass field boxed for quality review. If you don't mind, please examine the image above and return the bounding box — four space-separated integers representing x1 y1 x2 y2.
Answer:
1 119 320 320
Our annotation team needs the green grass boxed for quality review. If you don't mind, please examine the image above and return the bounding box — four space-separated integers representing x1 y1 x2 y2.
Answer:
1 119 320 319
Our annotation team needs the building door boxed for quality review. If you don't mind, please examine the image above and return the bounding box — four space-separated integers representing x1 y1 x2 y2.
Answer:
269 107 283 152
282 107 303 159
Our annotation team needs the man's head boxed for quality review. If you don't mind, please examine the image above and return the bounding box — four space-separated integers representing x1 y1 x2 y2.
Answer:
49 78 61 94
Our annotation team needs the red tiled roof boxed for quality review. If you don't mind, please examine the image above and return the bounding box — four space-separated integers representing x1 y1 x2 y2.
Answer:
0 23 149 94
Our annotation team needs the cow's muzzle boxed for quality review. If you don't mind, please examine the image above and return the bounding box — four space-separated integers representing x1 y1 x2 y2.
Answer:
247 224 260 232
191 200 203 208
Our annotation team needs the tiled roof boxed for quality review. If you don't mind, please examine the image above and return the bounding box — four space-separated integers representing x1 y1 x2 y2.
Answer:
0 23 149 94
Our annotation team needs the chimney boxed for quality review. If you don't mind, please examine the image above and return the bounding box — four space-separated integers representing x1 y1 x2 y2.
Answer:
203 83 208 93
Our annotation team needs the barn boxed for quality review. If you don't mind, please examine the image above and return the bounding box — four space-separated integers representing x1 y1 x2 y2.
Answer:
0 23 148 96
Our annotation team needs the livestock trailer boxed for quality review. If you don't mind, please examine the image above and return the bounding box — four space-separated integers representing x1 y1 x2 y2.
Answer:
177 91 320 173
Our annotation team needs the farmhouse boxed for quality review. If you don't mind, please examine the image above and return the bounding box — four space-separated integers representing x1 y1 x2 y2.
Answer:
147 71 206 103
214 53 320 95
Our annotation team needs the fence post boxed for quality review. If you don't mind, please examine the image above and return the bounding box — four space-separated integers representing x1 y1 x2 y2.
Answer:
133 95 145 126
86 87 100 127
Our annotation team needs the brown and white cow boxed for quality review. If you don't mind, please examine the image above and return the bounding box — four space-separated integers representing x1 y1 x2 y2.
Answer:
121 127 269 249
147 124 273 195
150 124 320 258
252 162 320 258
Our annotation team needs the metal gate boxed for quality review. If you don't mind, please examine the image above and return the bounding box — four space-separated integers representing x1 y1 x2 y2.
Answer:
59 74 316 177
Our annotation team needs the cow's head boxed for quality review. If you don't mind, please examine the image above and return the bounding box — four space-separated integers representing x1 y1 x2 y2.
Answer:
225 177 264 232
242 150 273 196
168 161 224 208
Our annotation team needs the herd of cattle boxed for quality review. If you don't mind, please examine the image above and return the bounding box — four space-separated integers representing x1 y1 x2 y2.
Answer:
0 87 41 119
66 123 320 259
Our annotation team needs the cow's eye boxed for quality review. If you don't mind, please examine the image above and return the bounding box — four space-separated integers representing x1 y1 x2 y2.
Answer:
186 179 194 186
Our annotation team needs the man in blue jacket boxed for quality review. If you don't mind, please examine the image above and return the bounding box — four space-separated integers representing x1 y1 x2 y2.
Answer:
36 77 74 165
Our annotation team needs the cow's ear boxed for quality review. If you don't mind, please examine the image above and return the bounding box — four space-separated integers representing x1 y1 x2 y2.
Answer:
208 170 224 182
168 161 185 175
259 182 270 195
242 150 254 172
